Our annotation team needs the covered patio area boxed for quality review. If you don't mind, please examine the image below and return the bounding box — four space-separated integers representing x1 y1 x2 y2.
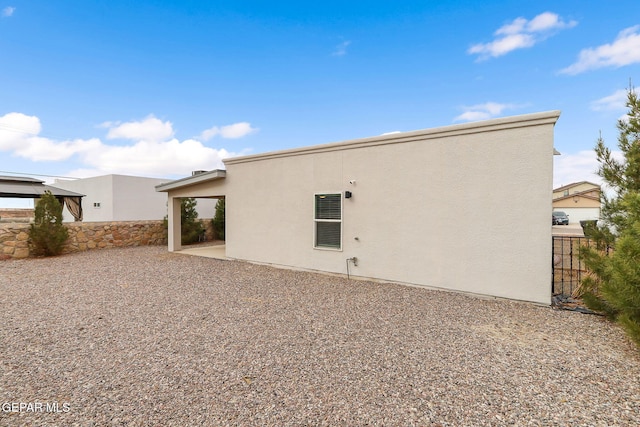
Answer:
155 169 227 253
177 242 227 259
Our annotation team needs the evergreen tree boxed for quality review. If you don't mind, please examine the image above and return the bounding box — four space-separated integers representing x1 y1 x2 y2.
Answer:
180 198 204 244
212 198 225 241
580 86 640 347
29 191 69 256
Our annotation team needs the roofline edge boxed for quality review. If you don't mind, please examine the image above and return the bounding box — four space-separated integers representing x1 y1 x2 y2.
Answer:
155 169 226 192
225 110 561 165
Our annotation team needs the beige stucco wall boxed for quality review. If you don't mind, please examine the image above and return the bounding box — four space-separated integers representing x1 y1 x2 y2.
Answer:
216 111 559 304
553 197 600 209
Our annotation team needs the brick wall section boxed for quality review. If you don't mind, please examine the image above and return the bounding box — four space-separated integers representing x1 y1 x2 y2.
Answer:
1 220 174 259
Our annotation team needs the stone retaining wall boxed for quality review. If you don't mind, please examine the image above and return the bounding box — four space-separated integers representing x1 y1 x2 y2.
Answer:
63 220 169 254
0 224 31 258
0 220 173 259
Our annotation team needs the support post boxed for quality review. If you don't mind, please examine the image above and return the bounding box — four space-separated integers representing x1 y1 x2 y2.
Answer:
168 196 182 252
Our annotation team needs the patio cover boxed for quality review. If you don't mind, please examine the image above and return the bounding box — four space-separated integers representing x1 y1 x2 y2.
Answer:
155 169 227 252
0 176 85 221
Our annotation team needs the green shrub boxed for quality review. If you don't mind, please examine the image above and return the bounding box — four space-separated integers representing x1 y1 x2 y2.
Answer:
212 198 225 241
29 191 69 256
180 198 204 244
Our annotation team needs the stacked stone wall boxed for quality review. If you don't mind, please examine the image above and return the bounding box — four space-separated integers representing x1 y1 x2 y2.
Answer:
0 220 170 259
0 224 31 258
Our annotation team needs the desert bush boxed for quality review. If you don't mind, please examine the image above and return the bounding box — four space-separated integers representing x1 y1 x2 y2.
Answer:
29 191 69 256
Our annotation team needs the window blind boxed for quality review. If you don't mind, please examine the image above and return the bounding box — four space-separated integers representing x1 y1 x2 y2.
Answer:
315 193 341 249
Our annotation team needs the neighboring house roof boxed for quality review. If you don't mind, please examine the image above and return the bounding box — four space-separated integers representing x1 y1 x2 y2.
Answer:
0 175 85 198
553 181 600 193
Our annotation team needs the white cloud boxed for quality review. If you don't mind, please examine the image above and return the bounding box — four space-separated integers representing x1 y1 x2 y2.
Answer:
470 34 536 58
0 112 41 139
0 114 101 161
2 6 15 17
199 122 258 141
553 149 625 191
590 89 629 112
469 11 577 60
590 88 640 123
453 102 518 122
104 115 174 141
332 40 351 57
15 137 100 162
0 112 246 177
494 17 527 36
527 11 572 33
553 150 601 189
561 26 640 74
83 138 235 175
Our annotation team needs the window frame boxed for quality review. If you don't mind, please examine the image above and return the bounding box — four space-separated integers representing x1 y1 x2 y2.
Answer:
313 192 343 251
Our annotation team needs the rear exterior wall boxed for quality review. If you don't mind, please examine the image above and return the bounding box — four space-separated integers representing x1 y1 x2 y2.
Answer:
223 119 555 304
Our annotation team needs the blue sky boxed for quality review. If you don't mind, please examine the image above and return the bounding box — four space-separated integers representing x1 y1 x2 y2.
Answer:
1 1 639 207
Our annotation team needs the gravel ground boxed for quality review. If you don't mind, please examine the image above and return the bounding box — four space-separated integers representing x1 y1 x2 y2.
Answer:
1 246 639 426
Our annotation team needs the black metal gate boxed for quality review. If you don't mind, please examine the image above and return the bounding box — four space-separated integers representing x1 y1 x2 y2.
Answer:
552 236 588 297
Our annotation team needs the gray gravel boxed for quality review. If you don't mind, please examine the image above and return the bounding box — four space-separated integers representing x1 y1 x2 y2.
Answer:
1 246 639 426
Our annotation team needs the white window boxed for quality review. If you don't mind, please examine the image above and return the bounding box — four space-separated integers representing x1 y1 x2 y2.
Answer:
314 193 342 250
93 202 101 208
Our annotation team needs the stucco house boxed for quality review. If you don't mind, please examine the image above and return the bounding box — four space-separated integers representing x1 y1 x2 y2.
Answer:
54 174 216 223
552 181 601 224
157 111 561 305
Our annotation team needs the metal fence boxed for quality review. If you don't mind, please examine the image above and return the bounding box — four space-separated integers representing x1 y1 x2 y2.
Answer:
552 236 589 297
